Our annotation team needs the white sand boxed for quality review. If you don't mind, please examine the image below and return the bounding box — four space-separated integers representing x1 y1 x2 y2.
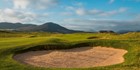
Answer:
13 46 127 68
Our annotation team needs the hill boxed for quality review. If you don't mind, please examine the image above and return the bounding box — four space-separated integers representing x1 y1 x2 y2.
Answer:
0 22 37 29
0 22 82 33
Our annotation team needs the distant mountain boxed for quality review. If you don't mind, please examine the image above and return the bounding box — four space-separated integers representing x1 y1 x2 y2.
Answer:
0 22 82 33
0 22 37 29
117 30 140 34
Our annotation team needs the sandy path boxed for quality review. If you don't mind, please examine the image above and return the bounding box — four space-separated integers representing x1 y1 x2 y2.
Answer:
13 46 127 68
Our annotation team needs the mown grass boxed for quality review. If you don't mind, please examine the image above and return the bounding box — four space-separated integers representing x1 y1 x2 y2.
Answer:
0 32 140 70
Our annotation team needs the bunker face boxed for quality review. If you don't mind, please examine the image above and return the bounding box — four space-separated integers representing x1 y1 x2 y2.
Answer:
13 47 127 68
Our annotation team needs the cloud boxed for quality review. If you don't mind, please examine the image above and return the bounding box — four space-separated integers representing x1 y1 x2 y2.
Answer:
99 7 128 16
13 0 29 9
135 14 140 21
0 8 22 22
0 8 48 23
108 0 140 3
65 6 75 10
75 8 87 15
109 0 115 4
62 18 140 31
75 8 103 16
13 0 59 9
73 7 128 17
61 12 73 16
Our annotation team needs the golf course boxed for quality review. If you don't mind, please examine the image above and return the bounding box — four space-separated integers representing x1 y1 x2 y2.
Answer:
0 0 140 70
0 32 140 70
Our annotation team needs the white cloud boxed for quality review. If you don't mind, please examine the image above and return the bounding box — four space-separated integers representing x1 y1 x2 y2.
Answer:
90 9 102 14
0 8 21 22
75 8 87 15
109 0 115 4
118 7 128 12
13 0 29 9
99 7 128 16
13 0 58 9
65 6 75 10
0 8 48 23
135 14 140 21
73 7 128 16
61 12 73 16
75 8 94 16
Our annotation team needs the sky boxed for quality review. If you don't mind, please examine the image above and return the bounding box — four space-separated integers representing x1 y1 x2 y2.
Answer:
0 0 140 31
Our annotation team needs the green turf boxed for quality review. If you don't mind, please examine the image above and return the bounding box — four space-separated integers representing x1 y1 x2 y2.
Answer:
0 32 140 70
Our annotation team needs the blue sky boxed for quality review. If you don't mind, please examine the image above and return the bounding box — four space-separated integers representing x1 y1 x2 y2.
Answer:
0 0 140 31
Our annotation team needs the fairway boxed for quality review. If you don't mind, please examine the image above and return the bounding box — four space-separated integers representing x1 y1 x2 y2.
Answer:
0 32 140 70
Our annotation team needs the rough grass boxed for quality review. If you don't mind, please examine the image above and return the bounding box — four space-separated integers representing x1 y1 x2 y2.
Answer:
0 32 140 70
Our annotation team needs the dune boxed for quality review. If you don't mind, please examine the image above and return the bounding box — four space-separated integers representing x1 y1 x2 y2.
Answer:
13 46 127 68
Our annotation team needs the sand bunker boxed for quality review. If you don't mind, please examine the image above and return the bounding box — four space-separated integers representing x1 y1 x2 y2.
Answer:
13 46 127 68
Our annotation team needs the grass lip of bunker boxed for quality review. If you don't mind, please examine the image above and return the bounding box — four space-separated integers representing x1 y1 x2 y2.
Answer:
13 46 128 68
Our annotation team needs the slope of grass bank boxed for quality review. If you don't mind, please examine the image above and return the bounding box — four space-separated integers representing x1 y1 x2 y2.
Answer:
0 32 140 70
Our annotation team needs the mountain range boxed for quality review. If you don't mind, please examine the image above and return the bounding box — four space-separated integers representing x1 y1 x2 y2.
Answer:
1 22 140 34
0 22 82 33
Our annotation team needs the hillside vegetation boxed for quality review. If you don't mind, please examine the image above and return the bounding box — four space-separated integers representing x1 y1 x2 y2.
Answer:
0 32 140 70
